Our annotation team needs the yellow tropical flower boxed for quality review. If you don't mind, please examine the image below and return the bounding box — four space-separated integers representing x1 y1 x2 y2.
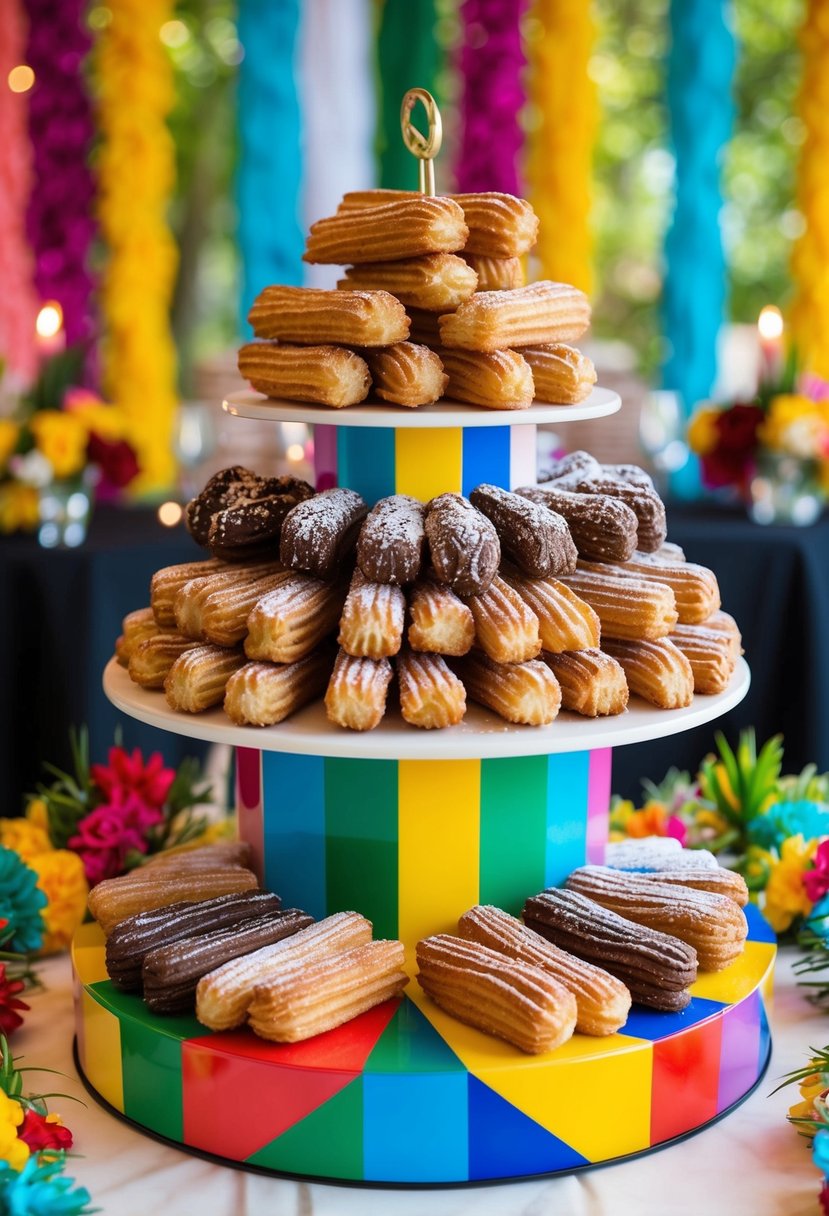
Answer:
28 850 89 954
0 483 38 533
759 394 829 460
0 1091 28 1170
0 818 51 863
0 419 19 471
763 834 818 933
64 390 126 441
29 411 88 479
25 798 49 832
687 406 721 456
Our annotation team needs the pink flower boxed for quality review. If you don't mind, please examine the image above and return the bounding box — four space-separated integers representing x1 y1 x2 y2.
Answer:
804 839 829 904
91 747 175 809
68 794 164 886
666 815 688 845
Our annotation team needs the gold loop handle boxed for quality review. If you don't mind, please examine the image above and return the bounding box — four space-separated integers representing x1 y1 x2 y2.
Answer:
400 88 443 195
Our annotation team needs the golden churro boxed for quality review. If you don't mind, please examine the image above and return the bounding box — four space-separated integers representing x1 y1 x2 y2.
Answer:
602 637 694 709
439 282 590 353
440 348 534 410
244 572 348 664
521 344 597 404
305 196 468 264
224 650 334 726
364 343 447 407
464 574 541 664
248 285 408 346
238 342 371 408
462 253 525 291
396 647 466 729
324 648 394 731
456 651 561 725
407 578 475 656
164 645 247 713
340 254 477 311
502 572 600 653
559 568 678 641
338 568 406 659
542 648 629 717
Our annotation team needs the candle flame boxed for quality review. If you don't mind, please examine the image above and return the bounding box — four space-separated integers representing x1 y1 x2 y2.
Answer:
758 305 784 341
36 302 63 339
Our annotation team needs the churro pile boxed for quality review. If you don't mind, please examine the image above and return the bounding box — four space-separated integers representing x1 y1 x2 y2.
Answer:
94 838 749 1053
237 191 596 410
115 451 742 731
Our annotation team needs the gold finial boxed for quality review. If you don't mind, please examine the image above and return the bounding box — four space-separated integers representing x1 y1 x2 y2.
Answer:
400 88 443 196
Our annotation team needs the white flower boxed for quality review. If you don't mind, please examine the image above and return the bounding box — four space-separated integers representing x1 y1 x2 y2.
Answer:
10 448 54 487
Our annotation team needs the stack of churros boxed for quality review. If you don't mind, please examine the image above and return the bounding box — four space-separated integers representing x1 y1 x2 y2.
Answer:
235 187 598 410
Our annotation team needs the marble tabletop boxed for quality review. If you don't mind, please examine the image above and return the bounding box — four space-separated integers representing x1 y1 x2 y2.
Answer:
21 949 823 1216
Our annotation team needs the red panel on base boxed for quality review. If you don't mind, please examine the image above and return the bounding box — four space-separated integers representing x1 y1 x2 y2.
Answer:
650 1015 723 1144
182 1000 401 1160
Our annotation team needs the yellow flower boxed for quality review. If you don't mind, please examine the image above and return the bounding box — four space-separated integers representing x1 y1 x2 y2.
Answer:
0 483 38 533
763 834 818 933
0 818 51 863
64 391 126 441
0 419 19 471
0 1091 28 1170
26 798 49 832
687 406 720 456
28 850 89 954
759 394 829 459
29 411 88 480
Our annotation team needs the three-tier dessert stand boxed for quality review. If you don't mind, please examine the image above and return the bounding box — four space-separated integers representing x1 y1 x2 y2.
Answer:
73 388 771 1186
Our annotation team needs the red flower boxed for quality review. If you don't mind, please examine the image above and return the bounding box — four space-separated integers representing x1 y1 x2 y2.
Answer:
18 1108 74 1153
91 747 175 809
0 962 29 1037
87 433 140 488
820 1180 829 1216
804 840 829 904
714 403 764 453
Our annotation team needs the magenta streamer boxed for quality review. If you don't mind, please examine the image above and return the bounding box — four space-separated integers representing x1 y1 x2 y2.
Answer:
25 0 96 347
455 0 529 195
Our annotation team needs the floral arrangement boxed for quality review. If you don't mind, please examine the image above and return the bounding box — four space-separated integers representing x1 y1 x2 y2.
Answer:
779 1048 829 1214
0 1034 92 1213
0 730 213 953
0 347 139 534
687 367 829 501
610 729 829 934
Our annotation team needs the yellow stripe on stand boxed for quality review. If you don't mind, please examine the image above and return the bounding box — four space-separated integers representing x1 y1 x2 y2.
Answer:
81 990 125 1113
398 759 480 960
395 427 463 501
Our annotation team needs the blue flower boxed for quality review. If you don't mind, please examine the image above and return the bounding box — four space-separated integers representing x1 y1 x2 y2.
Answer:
814 1129 829 1177
749 800 829 852
0 848 46 954
0 1153 93 1216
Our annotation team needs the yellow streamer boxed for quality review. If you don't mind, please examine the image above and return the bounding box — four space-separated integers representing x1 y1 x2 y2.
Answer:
525 0 598 294
97 0 179 491
790 0 829 378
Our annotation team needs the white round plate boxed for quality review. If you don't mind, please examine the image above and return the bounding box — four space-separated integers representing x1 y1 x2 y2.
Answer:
222 386 621 429
104 656 749 761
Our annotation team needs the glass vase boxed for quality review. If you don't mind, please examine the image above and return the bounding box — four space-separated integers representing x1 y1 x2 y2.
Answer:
748 453 824 527
38 476 93 548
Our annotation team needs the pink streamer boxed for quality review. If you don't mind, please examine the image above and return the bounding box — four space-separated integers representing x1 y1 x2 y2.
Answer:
0 1 39 383
25 0 96 349
455 0 529 195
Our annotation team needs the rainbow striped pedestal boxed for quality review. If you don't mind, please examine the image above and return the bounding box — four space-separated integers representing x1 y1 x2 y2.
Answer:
236 747 611 947
73 907 774 1184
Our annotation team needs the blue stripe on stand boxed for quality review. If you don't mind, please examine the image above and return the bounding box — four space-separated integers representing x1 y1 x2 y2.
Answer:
461 426 511 496
261 752 327 918
545 751 591 887
337 428 396 505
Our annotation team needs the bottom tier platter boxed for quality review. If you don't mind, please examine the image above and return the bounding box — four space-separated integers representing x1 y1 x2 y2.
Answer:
73 907 774 1186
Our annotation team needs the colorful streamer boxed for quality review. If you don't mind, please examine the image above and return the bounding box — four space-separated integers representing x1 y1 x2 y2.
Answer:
376 0 442 191
97 0 178 491
299 0 376 290
0 1 38 384
25 0 96 349
662 0 735 420
455 0 528 196
526 0 597 293
237 0 304 327
790 0 829 379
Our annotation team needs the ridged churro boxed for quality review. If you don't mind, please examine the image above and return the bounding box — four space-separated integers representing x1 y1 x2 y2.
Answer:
542 648 629 717
559 568 678 641
364 343 447 407
516 485 638 563
248 285 408 346
407 578 475 656
669 622 737 694
440 348 534 410
502 572 600 653
244 572 348 663
238 342 371 408
324 648 394 731
151 559 226 627
456 651 561 725
439 282 590 353
521 344 597 404
602 637 694 709
89 867 259 937
173 563 283 642
579 554 720 625
396 648 466 729
338 568 406 659
463 574 541 664
164 645 247 713
224 650 333 726
128 634 201 689
462 253 525 291
340 254 477 311
469 483 577 578
305 196 468 264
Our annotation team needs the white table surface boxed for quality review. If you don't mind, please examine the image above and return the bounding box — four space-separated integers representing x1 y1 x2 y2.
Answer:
23 948 822 1215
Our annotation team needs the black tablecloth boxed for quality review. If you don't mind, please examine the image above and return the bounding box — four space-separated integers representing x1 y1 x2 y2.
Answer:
611 504 829 798
3 503 828 813
1 508 207 815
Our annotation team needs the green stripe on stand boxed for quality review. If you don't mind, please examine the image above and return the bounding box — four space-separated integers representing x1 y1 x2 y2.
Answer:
479 756 549 914
247 1077 364 1179
324 758 399 939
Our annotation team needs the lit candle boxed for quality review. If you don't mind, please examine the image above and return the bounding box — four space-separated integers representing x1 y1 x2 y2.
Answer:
35 301 66 358
757 305 784 387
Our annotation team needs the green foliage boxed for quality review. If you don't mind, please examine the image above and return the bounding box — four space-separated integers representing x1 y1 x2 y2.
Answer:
698 729 784 831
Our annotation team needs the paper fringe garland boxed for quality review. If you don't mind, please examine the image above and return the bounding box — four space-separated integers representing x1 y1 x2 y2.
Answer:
456 0 528 195
526 0 597 293
25 0 96 350
0 0 39 384
97 0 178 491
237 0 304 328
790 0 829 379
662 0 736 422
376 0 443 192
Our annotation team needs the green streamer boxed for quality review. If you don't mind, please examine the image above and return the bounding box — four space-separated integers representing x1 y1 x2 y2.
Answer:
375 0 443 190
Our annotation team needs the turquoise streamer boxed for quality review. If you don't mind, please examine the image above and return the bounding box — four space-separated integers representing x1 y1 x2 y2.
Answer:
236 0 304 332
662 0 736 496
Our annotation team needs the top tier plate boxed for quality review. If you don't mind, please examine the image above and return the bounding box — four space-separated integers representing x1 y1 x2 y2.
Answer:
223 386 621 429
104 656 749 761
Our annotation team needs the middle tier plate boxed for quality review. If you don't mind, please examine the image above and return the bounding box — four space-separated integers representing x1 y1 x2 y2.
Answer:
103 656 750 761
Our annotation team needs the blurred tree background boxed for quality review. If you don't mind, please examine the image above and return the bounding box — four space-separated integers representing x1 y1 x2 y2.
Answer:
158 0 803 391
